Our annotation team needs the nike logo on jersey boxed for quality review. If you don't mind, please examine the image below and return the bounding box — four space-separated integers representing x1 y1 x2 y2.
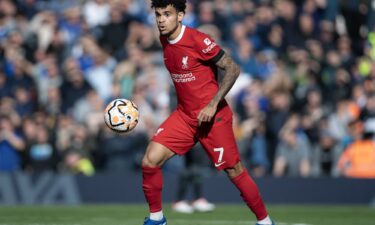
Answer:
214 161 226 167
155 128 164 136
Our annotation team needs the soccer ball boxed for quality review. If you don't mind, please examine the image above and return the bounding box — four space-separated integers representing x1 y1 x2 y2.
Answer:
104 98 139 133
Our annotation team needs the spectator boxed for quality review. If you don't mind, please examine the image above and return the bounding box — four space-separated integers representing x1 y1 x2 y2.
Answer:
31 55 62 106
44 86 62 116
234 79 269 176
265 91 292 166
182 1 198 28
112 61 136 100
84 47 116 101
295 13 318 47
24 125 58 173
273 114 311 177
0 71 12 98
337 129 375 178
82 0 110 29
63 151 95 176
311 129 341 177
13 86 36 117
62 124 96 176
97 123 148 171
300 88 326 144
98 6 133 59
60 7 83 48
0 114 25 171
231 38 258 76
72 90 105 135
328 98 353 141
60 58 93 114
0 98 21 131
172 144 215 214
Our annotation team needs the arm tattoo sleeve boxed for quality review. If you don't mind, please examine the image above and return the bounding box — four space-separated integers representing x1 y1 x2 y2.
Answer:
210 53 240 106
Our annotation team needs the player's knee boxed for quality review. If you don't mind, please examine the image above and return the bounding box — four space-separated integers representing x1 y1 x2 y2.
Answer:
224 161 244 179
141 154 161 167
142 149 168 167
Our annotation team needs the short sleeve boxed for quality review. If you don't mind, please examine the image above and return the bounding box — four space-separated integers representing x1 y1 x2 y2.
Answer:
193 31 223 62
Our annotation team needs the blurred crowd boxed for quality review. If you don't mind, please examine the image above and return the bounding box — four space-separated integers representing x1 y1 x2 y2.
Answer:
1 0 375 178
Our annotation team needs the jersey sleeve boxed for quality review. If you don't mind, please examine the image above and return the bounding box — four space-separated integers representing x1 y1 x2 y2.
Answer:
193 31 224 63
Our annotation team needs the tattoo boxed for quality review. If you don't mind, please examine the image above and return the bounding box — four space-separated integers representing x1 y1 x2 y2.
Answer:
209 53 240 107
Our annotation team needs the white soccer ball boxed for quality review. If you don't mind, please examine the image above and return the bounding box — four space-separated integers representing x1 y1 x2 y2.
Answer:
104 98 139 133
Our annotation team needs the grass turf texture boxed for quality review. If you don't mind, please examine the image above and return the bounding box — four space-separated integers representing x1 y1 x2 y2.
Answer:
0 204 374 225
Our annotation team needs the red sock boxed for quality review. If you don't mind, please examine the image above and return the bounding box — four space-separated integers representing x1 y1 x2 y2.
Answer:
142 166 163 213
230 169 268 220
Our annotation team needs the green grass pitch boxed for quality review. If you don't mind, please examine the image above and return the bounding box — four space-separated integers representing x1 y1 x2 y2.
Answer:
0 204 374 225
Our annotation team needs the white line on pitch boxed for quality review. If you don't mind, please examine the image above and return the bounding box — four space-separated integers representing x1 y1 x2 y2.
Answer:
173 220 312 225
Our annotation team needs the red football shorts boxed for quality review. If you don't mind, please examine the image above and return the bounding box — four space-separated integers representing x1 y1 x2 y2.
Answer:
152 105 240 170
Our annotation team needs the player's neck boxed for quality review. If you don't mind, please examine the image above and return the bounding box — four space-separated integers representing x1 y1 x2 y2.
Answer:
168 23 183 41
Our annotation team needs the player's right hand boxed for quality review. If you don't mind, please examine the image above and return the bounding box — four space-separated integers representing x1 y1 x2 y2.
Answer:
197 103 217 126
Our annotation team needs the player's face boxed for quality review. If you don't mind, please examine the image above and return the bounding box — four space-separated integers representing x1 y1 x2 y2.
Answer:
154 5 183 38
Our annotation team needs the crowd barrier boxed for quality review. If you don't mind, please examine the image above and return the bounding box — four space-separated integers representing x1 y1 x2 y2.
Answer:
1 172 374 205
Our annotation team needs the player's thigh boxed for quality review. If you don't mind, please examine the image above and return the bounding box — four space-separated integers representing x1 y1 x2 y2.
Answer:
152 110 196 156
142 141 175 167
199 119 240 170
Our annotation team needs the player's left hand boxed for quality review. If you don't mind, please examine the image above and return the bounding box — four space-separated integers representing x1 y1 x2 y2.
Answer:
197 103 218 126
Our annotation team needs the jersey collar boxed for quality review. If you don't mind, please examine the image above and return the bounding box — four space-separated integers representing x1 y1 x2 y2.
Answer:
168 25 186 44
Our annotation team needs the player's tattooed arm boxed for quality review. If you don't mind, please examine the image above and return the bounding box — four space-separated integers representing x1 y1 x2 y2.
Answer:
212 52 240 106
197 52 240 126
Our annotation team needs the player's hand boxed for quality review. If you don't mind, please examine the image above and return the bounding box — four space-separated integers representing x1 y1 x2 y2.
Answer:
197 103 218 126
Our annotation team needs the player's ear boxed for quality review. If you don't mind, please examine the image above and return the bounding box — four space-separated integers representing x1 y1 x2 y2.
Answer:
177 11 184 22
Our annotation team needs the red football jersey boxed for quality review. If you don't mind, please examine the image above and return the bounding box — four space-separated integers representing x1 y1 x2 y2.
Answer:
160 25 225 119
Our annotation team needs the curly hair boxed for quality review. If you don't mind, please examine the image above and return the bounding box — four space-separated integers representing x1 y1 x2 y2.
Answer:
151 0 187 13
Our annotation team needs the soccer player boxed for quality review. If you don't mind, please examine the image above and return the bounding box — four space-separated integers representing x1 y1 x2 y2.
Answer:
142 1 274 225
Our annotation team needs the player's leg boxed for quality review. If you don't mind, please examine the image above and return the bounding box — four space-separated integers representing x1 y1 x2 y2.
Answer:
142 141 175 218
199 116 273 225
225 161 273 225
143 110 196 225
